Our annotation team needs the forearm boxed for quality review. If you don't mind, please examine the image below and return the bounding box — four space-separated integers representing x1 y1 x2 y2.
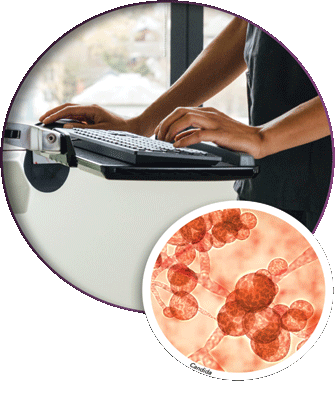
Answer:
137 17 248 136
158 96 330 159
259 96 330 158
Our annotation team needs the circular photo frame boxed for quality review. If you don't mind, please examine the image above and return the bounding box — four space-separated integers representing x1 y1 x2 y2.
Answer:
143 201 332 380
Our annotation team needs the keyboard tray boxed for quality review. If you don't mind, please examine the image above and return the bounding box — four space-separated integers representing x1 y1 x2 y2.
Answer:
73 147 259 181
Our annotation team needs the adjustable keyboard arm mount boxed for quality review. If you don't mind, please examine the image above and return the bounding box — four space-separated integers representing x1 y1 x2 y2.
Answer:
4 123 77 167
4 123 77 193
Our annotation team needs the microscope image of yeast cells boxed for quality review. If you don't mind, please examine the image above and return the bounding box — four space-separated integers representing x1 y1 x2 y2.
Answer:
149 207 325 374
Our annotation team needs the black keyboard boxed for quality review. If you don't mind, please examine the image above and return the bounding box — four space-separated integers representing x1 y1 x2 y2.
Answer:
63 128 221 166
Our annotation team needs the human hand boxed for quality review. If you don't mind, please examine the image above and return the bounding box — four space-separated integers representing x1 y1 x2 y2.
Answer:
154 107 264 159
39 103 140 133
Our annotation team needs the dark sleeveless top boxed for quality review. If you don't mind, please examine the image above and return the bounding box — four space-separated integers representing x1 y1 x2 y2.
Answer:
234 24 332 214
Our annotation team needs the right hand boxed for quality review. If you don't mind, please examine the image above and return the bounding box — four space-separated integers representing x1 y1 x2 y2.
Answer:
39 103 140 133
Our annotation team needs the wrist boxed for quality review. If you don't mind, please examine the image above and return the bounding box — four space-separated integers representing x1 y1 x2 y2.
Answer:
254 126 269 159
256 121 287 159
130 113 154 137
242 126 266 159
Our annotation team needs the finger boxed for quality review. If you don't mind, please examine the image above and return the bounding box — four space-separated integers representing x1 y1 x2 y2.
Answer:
174 128 201 141
154 110 181 137
39 103 77 121
42 105 95 124
173 129 224 147
163 112 217 142
154 107 220 138
155 107 201 140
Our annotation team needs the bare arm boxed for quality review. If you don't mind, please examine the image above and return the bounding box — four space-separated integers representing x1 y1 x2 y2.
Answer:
137 17 248 136
39 17 248 137
158 96 330 159
258 96 330 157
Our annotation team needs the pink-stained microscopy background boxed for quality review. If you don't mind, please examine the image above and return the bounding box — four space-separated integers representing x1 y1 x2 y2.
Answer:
150 208 325 373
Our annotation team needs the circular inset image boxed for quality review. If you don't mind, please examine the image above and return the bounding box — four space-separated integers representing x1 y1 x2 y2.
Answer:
143 201 332 380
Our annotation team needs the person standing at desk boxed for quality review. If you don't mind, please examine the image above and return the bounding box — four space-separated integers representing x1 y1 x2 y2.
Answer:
39 17 332 232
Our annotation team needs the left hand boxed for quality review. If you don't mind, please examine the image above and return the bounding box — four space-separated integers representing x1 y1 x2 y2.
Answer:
39 103 140 132
155 107 264 159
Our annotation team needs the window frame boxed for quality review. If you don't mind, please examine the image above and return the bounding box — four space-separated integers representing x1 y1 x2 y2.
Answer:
170 3 203 85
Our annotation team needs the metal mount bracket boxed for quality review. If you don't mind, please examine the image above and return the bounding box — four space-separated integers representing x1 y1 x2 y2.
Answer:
4 122 77 168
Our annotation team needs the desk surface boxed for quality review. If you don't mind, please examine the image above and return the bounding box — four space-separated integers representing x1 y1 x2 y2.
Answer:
74 147 259 181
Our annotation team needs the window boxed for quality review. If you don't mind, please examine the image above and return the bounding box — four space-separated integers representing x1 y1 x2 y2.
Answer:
8 4 247 125
9 3 171 123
